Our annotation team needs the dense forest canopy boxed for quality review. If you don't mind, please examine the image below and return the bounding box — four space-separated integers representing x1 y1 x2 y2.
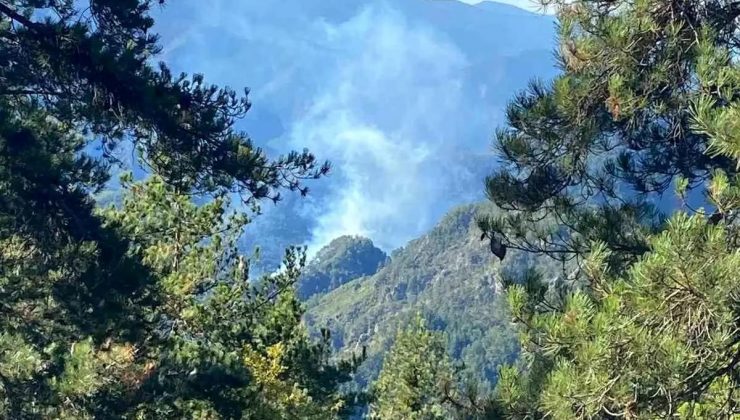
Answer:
1 0 739 419
304 203 547 394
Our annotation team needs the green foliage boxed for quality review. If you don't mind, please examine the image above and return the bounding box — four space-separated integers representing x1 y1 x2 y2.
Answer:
370 316 462 420
0 101 154 417
495 209 740 418
479 0 740 270
0 0 328 201
51 339 100 399
0 333 43 382
0 1 351 417
371 315 508 420
487 1 740 418
242 342 345 419
1 169 356 417
103 176 356 418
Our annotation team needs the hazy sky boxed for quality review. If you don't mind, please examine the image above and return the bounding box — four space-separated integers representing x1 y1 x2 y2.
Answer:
460 0 548 13
153 0 555 261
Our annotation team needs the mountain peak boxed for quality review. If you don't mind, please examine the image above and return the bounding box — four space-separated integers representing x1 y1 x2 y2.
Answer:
298 235 388 299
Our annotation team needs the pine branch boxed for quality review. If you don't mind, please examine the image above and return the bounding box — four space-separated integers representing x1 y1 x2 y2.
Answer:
0 1 42 32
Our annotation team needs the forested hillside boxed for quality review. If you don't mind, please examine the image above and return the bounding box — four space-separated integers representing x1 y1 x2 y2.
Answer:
305 204 558 389
298 236 388 299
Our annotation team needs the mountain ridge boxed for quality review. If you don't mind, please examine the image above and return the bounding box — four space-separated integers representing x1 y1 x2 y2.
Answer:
303 202 558 387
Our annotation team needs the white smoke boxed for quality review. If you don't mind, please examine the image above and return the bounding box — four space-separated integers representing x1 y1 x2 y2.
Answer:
285 5 487 253
152 0 550 261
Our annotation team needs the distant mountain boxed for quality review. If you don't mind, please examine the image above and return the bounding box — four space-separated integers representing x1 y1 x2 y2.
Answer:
298 236 388 299
150 0 558 273
304 203 558 388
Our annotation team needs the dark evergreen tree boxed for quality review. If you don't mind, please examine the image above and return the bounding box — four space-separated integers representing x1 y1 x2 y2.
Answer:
0 1 351 417
483 0 740 418
478 0 740 271
0 0 327 199
99 176 356 418
494 177 740 418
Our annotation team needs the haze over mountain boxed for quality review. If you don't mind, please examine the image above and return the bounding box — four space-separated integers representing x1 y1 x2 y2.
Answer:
150 0 557 271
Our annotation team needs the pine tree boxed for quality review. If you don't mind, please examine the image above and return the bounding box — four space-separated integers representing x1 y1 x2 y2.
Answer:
370 315 494 420
0 1 328 199
0 1 344 417
1 170 357 417
370 315 458 420
100 176 355 418
478 0 740 271
495 179 740 418
485 0 740 418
